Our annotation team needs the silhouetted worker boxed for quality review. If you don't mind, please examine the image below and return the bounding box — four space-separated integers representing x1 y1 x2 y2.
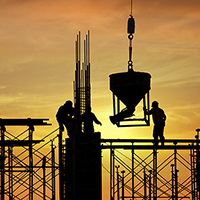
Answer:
56 100 75 137
144 101 166 147
81 106 102 133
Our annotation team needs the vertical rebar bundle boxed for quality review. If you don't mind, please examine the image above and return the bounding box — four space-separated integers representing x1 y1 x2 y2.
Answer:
74 31 91 132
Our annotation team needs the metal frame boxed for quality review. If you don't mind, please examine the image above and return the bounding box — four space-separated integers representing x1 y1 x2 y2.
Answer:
0 118 59 200
101 134 200 200
112 90 150 127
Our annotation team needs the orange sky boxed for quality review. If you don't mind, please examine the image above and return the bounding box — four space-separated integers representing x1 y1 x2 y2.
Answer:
0 0 200 198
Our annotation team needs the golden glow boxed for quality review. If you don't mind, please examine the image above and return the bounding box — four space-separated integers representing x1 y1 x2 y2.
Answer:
0 0 200 199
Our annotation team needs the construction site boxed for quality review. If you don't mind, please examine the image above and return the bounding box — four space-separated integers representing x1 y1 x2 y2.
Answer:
0 1 200 200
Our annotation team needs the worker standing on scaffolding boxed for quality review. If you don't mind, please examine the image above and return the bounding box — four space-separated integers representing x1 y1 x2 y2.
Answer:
144 101 166 147
81 106 102 133
56 100 75 138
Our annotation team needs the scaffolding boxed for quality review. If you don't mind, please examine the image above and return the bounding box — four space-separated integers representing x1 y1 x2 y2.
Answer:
101 131 200 200
0 118 59 200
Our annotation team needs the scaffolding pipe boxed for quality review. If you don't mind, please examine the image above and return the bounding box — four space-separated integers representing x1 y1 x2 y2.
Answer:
132 144 134 200
144 168 147 200
115 165 120 200
8 147 13 200
51 140 55 200
29 125 33 200
149 170 152 200
113 149 115 200
174 144 178 200
59 129 63 199
171 164 175 200
121 170 125 200
0 125 5 200
153 148 157 200
110 144 112 200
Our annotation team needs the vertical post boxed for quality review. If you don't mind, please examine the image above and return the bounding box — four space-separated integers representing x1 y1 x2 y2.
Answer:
28 122 34 200
113 149 115 200
8 147 13 200
0 124 5 200
195 129 200 199
117 97 120 126
9 147 11 199
190 145 195 200
132 143 134 200
115 165 120 200
110 145 115 200
149 170 152 200
174 143 178 200
144 168 147 200
147 91 150 125
176 170 179 200
153 148 157 200
171 164 174 200
110 143 113 200
51 140 55 200
113 94 116 117
143 94 146 120
59 129 63 199
42 156 46 200
88 31 91 109
121 170 125 200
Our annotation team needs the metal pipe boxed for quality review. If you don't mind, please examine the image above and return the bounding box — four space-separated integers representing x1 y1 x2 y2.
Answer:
0 125 5 200
113 149 115 200
59 129 63 199
171 164 174 200
115 165 120 200
144 168 147 200
149 170 152 200
153 148 157 200
51 140 55 200
132 144 134 200
121 170 125 200
110 143 113 200
174 144 178 200
29 125 33 200
42 156 46 200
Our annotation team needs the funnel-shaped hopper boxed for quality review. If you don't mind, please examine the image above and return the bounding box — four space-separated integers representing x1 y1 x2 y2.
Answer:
110 71 151 109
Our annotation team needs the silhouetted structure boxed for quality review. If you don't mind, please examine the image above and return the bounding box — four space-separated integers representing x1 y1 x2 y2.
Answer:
1 1 200 200
109 5 151 127
145 101 166 146
56 100 75 137
0 118 58 200
101 129 200 200
65 133 101 200
81 106 102 133
58 31 102 200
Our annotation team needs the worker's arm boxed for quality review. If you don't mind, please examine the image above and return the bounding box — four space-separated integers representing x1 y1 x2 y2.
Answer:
143 107 153 115
93 113 102 126
163 111 166 122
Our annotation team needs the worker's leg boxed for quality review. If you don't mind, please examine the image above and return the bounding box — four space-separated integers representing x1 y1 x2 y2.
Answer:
63 119 74 138
159 131 165 146
157 122 165 146
153 125 159 147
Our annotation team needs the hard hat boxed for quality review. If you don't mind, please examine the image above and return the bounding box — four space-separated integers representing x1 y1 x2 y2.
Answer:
152 101 158 107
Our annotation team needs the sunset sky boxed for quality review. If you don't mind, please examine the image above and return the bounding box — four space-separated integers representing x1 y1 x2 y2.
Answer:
0 0 200 198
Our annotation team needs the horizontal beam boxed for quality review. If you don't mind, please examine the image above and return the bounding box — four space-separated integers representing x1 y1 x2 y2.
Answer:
0 118 51 126
101 139 199 143
101 145 200 150
0 140 43 146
